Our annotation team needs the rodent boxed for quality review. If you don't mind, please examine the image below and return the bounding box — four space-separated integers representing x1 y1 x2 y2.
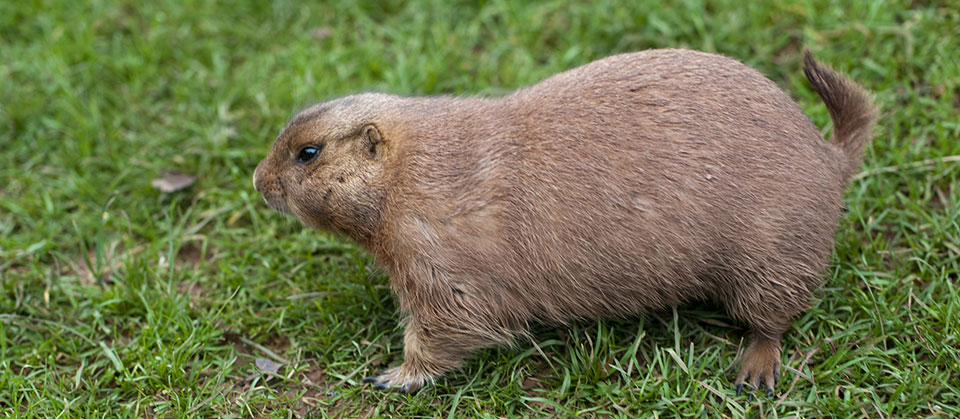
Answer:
253 49 877 395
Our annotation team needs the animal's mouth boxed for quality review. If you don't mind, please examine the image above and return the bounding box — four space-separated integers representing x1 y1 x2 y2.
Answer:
263 194 291 215
255 177 293 215
253 166 293 215
260 186 293 215
251 168 333 232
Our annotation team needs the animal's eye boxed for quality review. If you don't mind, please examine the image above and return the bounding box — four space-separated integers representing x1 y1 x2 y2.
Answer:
296 146 321 164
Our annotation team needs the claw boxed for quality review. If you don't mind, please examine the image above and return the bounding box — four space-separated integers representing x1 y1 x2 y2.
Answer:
748 392 753 402
736 383 742 396
361 366 428 394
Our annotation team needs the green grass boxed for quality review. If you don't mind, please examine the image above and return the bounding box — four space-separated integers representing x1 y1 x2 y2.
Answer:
1 0 958 417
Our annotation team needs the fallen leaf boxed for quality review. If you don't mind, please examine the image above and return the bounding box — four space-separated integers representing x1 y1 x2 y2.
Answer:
311 27 332 39
255 357 283 375
151 171 196 193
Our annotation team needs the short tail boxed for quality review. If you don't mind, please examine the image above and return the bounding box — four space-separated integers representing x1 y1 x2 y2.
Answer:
802 50 878 179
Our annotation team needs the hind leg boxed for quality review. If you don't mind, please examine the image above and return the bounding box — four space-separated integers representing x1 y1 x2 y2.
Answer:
735 330 782 396
722 279 809 397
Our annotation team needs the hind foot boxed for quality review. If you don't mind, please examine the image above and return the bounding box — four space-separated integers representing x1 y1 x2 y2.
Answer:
735 333 781 398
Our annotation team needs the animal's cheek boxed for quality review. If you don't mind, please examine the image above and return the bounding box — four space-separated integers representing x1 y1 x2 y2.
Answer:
320 186 335 203
260 177 279 198
290 174 321 198
295 171 308 186
303 181 336 211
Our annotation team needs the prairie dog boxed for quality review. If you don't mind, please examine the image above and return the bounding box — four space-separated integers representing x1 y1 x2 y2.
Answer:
253 49 876 394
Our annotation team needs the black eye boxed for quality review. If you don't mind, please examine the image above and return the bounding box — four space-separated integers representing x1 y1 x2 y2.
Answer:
296 146 321 163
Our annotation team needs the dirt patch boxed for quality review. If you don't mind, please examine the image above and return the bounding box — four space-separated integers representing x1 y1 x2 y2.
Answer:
222 332 252 360
291 365 331 417
209 331 348 417
301 365 328 388
522 363 552 390
2 265 31 280
522 376 540 390
928 184 956 212
61 241 215 287
229 359 335 417
176 242 215 269
171 243 220 306
527 399 557 415
62 241 147 286
220 332 295 370
65 249 119 285
177 280 206 308
266 335 291 355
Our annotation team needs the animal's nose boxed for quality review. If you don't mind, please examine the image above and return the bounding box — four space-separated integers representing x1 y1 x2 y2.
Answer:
252 163 262 192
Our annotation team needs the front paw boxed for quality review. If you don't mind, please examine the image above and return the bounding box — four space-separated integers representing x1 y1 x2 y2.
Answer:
362 366 431 394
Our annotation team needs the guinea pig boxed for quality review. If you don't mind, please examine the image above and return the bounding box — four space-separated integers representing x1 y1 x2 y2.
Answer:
253 49 876 395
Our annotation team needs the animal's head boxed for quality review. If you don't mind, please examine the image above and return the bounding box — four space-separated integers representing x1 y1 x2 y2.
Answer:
253 94 397 242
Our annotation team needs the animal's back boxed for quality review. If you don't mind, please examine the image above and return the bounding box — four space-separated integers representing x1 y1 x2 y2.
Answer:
492 49 849 321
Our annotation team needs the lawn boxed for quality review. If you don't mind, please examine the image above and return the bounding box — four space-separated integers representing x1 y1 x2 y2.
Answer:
1 0 958 417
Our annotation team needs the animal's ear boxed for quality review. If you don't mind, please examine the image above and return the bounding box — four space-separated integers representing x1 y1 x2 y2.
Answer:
362 124 382 158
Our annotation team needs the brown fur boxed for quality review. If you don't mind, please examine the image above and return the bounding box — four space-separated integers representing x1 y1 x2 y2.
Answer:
253 49 877 394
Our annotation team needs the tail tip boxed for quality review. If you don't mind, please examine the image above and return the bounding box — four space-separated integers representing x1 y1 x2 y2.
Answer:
802 49 816 70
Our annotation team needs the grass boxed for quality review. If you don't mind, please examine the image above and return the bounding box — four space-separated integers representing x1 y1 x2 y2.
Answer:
1 0 958 417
